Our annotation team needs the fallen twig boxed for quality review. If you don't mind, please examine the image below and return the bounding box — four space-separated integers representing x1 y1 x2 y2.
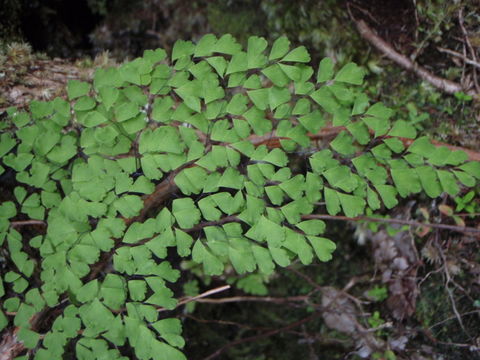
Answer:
157 285 231 312
352 18 474 95
193 295 310 304
10 220 46 227
458 8 480 93
437 47 480 70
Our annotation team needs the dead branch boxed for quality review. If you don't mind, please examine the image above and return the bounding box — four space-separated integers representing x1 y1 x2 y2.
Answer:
157 285 231 312
458 8 480 93
352 18 475 96
192 295 310 305
9 220 46 227
438 47 480 70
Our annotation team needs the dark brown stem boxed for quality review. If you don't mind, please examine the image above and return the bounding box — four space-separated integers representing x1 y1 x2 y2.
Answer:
247 125 480 161
127 162 194 225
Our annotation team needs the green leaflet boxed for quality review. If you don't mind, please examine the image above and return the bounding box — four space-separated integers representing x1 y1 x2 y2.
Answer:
175 229 194 257
172 40 195 61
323 166 358 193
279 63 303 82
269 245 291 267
269 36 290 60
296 220 326 235
194 34 217 57
337 193 366 218
115 102 140 122
459 161 480 179
175 167 208 195
281 46 311 63
67 80 91 100
247 87 291 111
281 198 313 224
375 185 398 209
307 236 336 262
139 127 185 154
14 303 36 327
214 34 242 55
367 186 381 210
74 96 96 112
152 318 185 348
172 198 201 229
113 195 143 218
0 133 16 157
17 327 40 349
218 167 244 189
245 215 285 248
226 52 248 74
347 121 370 145
388 120 417 139
227 93 248 115
79 298 115 335
228 237 257 274
151 97 174 122
123 219 157 244
310 87 339 114
390 167 422 197
262 64 290 87
192 240 224 275
317 57 334 82
30 100 54 118
247 36 268 69
415 166 442 198
283 230 313 265
437 169 460 196
334 63 365 85
266 186 284 205
352 93 369 115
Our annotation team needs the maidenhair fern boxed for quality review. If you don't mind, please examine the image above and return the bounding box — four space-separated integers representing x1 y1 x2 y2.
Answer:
0 34 479 359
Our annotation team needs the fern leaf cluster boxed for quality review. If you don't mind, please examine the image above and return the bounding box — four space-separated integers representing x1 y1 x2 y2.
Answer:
0 34 478 359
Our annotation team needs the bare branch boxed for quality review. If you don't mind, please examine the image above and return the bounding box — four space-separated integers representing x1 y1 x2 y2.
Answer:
157 285 232 313
10 220 46 227
352 18 475 95
458 8 480 93
438 47 480 70
194 295 310 304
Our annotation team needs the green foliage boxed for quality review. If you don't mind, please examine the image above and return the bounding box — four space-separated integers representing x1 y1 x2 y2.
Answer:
366 286 388 302
454 190 478 215
0 34 479 359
